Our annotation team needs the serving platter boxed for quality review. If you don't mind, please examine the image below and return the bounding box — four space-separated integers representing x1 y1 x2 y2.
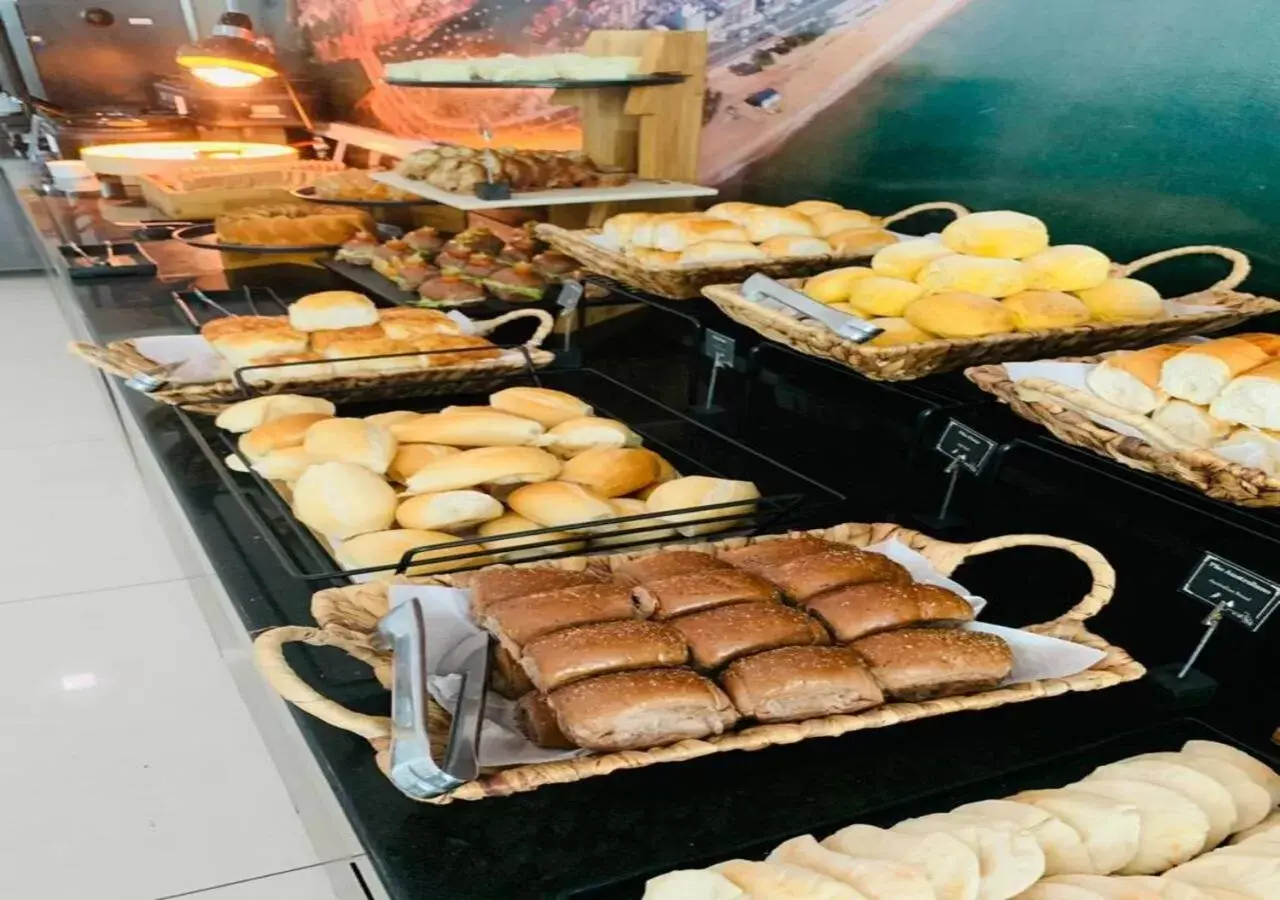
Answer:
290 185 438 209
370 170 717 211
175 222 401 253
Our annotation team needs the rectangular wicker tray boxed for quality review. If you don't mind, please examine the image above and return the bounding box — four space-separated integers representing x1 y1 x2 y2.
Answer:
253 522 1144 804
704 246 1280 381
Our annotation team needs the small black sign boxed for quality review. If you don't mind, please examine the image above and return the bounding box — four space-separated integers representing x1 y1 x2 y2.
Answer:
556 280 584 313
703 329 736 366
1181 552 1280 631
935 420 997 474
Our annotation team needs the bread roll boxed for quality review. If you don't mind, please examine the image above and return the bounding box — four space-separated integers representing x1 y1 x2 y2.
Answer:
507 480 617 533
940 210 1050 259
866 317 936 347
904 292 1016 338
479 582 648 649
308 325 386 353
476 513 586 561
917 255 1030 298
871 239 956 281
803 266 875 304
559 446 660 498
811 208 878 238
1160 338 1273 405
519 619 688 692
635 568 779 619
302 417 397 474
515 691 575 750
321 338 423 374
803 582 975 642
225 452 250 473
378 306 460 337
1216 427 1280 475
404 446 562 494
393 410 544 446
643 476 760 537
849 627 1014 700
589 497 679 548
712 860 862 900
615 549 732 585
199 314 290 342
1209 360 1280 429
251 446 317 482
788 200 845 217
215 394 336 433
489 386 593 427
538 417 642 457
1022 244 1111 292
717 536 848 571
238 412 332 461
1152 400 1232 448
548 668 738 751
211 328 309 368
291 461 398 539
465 566 604 614
758 235 832 258
242 352 335 384
1085 344 1191 414
652 217 750 251
603 211 654 246
704 201 767 227
757 547 911 602
827 227 899 256
630 213 704 249
670 600 829 671
363 410 421 429
411 333 501 366
678 241 767 265
1234 332 1280 356
395 489 503 531
1003 290 1091 331
744 207 816 242
288 290 379 331
1076 278 1164 322
632 247 683 267
845 275 927 317
335 529 470 579
722 646 884 722
386 443 459 483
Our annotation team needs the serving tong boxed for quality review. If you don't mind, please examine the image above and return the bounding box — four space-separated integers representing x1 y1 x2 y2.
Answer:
741 273 883 343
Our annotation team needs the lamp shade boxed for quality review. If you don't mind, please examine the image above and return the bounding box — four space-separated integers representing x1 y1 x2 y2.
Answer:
176 12 279 87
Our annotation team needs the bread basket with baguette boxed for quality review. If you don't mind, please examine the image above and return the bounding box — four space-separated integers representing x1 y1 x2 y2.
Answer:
253 522 1143 804
535 202 969 300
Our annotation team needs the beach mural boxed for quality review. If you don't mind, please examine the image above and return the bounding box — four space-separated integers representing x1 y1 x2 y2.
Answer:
296 0 966 182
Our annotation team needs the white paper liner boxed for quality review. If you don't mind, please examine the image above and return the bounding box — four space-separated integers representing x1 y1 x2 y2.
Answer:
385 537 1104 766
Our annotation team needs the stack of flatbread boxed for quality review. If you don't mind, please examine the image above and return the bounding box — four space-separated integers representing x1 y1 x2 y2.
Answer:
642 740 1280 899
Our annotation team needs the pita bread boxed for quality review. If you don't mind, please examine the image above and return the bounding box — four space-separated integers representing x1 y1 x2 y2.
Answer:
1166 851 1280 895
1041 874 1161 899
1185 888 1254 899
1089 760 1237 848
1229 811 1280 845
1015 883 1107 899
711 859 865 899
1011 789 1142 874
1116 875 1218 898
1182 741 1280 807
642 869 746 899
824 823 980 900
768 834 928 899
894 813 1045 899
1131 753 1271 833
1214 835 1280 858
956 799 1094 875
1069 780 1210 874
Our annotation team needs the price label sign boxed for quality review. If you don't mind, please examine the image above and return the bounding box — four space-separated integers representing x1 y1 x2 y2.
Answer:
1181 552 1280 631
703 329 736 368
556 280 584 314
935 420 997 474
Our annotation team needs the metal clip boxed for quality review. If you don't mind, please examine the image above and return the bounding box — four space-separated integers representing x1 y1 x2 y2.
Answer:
741 274 883 343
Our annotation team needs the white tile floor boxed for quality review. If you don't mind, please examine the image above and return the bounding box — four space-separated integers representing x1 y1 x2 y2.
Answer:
0 275 360 899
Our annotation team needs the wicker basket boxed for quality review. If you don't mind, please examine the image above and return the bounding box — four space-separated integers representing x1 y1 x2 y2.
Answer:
535 202 969 300
967 355 1280 507
703 246 1280 381
253 522 1144 804
69 309 555 415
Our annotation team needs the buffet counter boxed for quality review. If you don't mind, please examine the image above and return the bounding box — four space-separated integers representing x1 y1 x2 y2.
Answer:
9 169 1276 899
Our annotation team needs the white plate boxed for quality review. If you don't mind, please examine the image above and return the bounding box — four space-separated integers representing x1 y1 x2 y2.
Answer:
371 170 717 211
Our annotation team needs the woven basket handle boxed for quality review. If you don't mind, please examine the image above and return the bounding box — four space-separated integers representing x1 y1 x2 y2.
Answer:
881 201 970 227
68 341 146 379
471 308 555 348
253 625 392 741
959 533 1116 624
1117 245 1251 293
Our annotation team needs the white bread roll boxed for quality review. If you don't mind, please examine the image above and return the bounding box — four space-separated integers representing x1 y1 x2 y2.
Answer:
363 410 421 429
827 227 899 257
1022 244 1111 292
489 386 593 427
238 412 333 462
871 239 955 281
387 443 460 484
678 241 767 265
602 211 654 246
336 529 478 580
645 475 760 537
916 254 1029 298
395 490 504 531
811 208 878 238
1152 400 1232 448
758 235 832 258
1208 359 1280 429
393 410 544 446
215 395 336 433
787 200 844 217
303 418 397 475
704 202 767 227
803 266 875 303
225 453 249 473
477 512 585 561
631 212 704 248
1216 428 1280 475
589 497 678 548
403 446 562 494
631 247 682 267
940 210 1050 259
507 480 617 533
865 317 936 347
251 446 317 482
211 329 308 368
652 217 750 251
1160 338 1273 405
1076 278 1164 323
538 417 642 457
744 207 817 242
1086 344 1192 414
560 446 660 497
288 290 379 331
292 462 397 539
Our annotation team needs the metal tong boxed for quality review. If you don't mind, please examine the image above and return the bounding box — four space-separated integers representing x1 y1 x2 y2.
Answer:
374 596 490 799
741 273 884 343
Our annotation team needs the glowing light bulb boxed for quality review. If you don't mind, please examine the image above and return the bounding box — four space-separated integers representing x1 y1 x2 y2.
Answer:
190 66 264 88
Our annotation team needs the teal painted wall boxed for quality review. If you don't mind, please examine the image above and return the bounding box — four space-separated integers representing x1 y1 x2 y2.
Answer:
734 0 1280 294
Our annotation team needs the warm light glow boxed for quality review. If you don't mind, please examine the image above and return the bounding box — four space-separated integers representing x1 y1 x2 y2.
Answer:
81 141 296 161
189 66 264 88
176 53 277 82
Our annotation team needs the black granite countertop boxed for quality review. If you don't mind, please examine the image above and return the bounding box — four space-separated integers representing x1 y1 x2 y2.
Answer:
14 183 1280 899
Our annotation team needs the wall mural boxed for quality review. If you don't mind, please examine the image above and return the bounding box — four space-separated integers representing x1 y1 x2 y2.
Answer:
297 0 965 182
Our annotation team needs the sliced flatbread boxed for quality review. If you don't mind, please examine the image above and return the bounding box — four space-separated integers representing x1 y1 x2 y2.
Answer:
1214 836 1280 858
1088 760 1237 849
642 869 746 899
1182 741 1280 807
1131 753 1271 833
1069 780 1210 874
1186 888 1254 899
711 859 865 899
1011 789 1142 875
894 813 1045 899
1115 875 1218 898
1166 852 1280 896
769 834 928 899
1042 874 1162 899
824 823 980 900
1015 882 1108 899
1230 811 1280 845
957 799 1094 875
